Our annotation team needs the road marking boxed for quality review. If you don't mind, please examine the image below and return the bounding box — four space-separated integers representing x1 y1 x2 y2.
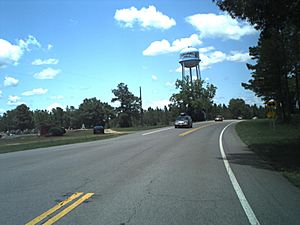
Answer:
25 192 83 225
142 127 173 136
219 123 260 225
25 192 94 225
179 123 214 137
43 193 94 225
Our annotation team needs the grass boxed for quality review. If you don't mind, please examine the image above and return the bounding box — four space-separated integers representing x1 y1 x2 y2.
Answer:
113 124 168 132
0 129 125 154
235 117 300 187
0 125 169 154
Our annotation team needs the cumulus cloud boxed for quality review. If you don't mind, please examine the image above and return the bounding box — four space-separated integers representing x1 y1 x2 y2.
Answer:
4 76 19 87
0 35 41 67
0 39 22 67
115 5 176 30
32 58 59 65
22 88 48 96
199 46 215 53
143 34 202 56
152 75 158 81
7 95 25 106
176 47 251 71
186 13 257 40
226 51 251 62
34 68 61 79
47 102 64 111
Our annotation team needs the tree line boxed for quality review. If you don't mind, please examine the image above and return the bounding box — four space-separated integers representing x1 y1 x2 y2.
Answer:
0 81 265 134
214 0 300 121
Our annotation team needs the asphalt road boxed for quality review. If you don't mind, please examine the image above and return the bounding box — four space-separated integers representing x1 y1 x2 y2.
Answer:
1 121 300 225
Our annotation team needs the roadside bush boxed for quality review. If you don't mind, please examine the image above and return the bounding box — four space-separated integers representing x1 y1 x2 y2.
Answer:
48 127 66 136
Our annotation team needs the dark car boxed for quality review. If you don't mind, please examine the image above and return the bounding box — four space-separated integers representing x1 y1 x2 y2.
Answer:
174 113 193 128
214 115 224 122
93 125 104 134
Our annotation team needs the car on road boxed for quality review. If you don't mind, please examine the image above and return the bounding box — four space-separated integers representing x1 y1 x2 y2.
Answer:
174 113 193 128
214 115 224 122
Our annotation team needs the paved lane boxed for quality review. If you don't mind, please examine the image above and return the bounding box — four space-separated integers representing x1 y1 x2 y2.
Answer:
0 121 299 225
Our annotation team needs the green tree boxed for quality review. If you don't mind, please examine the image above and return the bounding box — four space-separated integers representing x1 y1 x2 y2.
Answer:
51 107 64 127
214 0 300 121
14 104 34 131
228 98 253 119
170 77 216 121
111 83 140 127
33 109 53 129
78 98 108 128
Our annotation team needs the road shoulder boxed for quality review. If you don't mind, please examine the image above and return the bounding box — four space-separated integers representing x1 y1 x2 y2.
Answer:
222 123 300 225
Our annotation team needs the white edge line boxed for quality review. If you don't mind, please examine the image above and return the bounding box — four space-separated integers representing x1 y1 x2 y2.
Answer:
142 127 173 136
219 122 260 225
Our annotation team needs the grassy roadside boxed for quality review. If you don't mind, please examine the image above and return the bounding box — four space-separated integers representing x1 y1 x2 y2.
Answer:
235 118 300 187
0 125 168 154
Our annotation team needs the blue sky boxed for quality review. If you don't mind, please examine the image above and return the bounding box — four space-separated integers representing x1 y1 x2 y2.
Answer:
0 0 261 114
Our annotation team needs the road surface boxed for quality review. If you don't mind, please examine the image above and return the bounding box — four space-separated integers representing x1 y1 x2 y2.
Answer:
0 121 300 225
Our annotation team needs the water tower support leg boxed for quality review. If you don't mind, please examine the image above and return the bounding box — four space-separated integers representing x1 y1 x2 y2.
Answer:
198 65 201 80
189 68 192 83
196 65 199 80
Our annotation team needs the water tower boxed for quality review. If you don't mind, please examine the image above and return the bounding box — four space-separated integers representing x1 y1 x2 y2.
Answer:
179 46 201 82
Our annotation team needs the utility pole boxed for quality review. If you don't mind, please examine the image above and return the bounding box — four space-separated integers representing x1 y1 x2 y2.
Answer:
140 86 144 127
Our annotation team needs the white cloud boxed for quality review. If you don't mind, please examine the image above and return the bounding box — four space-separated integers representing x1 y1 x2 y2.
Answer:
226 51 251 62
47 44 53 50
0 90 2 98
186 13 257 40
0 35 41 67
50 95 64 100
8 95 20 102
22 88 48 96
18 35 41 51
7 95 25 106
199 46 215 53
176 48 251 72
47 102 64 111
4 76 19 87
32 58 59 65
152 75 158 80
0 39 22 67
34 68 61 79
143 34 202 56
115 5 176 30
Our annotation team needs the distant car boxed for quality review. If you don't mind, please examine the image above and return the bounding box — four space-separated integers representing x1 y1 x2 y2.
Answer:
174 113 193 128
237 116 243 120
214 115 224 122
93 125 104 134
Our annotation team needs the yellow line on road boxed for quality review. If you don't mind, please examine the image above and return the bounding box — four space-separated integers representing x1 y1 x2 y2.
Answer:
179 123 214 137
42 193 94 225
25 192 83 225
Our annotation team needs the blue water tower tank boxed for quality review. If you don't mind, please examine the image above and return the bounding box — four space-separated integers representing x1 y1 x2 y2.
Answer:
179 47 200 68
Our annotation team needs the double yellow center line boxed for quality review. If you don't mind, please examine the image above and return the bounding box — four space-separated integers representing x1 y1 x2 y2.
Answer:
26 192 94 225
179 123 215 137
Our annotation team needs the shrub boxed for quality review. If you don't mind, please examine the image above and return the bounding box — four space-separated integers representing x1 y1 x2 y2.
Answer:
48 127 66 136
